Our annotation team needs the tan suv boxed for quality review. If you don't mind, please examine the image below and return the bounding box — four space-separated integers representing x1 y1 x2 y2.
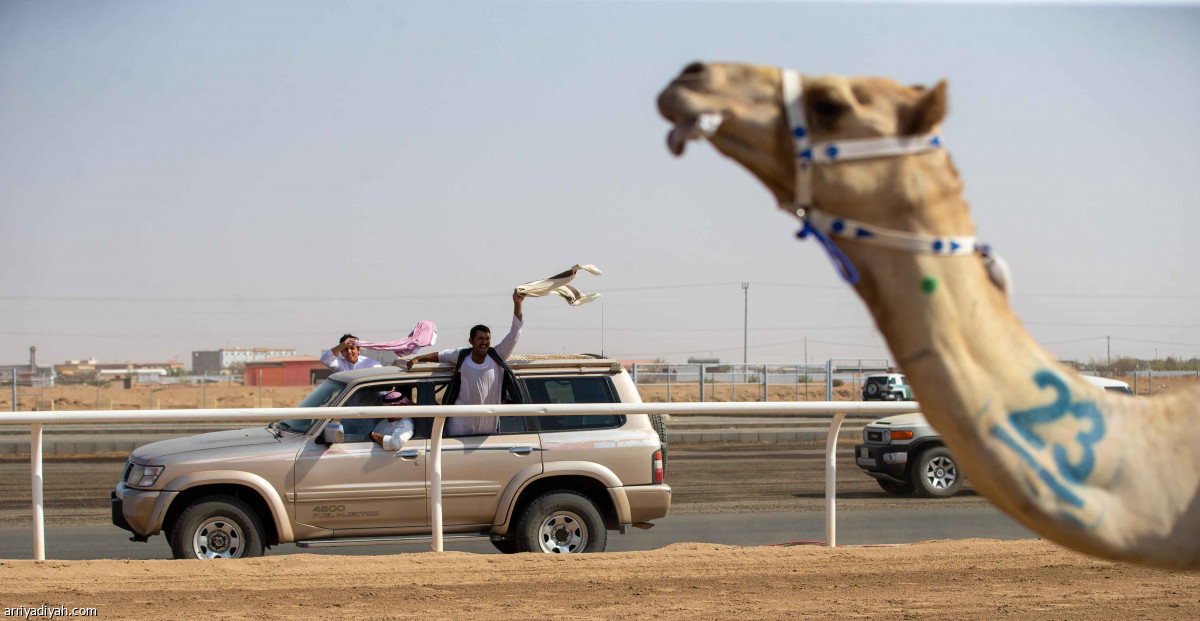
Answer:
111 355 671 559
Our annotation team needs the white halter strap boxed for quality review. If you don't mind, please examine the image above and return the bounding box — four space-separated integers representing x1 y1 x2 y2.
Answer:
782 69 946 210
780 69 1010 295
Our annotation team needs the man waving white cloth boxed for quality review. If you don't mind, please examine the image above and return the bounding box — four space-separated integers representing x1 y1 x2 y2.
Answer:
515 264 602 306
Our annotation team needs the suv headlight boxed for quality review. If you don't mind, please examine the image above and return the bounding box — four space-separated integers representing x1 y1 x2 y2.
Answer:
126 464 164 488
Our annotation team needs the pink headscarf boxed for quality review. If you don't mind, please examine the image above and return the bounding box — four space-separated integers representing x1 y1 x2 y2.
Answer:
354 321 437 356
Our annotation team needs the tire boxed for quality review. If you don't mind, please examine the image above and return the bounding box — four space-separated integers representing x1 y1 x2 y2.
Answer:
911 447 963 498
864 383 880 399
490 537 518 554
648 414 668 472
514 490 607 554
877 479 915 496
168 496 266 560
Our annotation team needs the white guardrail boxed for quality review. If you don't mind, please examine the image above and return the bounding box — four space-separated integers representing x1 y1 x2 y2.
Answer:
2 401 920 560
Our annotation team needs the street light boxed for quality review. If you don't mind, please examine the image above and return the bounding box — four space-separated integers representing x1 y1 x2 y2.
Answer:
742 282 749 364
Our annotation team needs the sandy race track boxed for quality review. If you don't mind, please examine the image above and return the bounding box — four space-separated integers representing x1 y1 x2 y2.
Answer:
2 540 1198 619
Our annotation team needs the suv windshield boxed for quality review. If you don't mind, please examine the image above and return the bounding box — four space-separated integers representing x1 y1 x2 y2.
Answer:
275 379 347 434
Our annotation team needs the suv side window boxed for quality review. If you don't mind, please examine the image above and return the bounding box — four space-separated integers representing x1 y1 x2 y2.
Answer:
336 382 425 441
524 376 622 431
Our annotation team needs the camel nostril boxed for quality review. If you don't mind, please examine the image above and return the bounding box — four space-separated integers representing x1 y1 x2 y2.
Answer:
681 62 705 76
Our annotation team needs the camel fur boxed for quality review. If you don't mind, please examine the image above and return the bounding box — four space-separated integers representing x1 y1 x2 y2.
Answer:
657 62 1200 570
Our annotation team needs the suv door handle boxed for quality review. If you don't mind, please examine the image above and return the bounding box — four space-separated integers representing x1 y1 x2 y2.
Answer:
509 446 534 455
397 449 421 459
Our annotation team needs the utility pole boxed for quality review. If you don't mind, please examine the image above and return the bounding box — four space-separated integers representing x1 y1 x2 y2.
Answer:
1106 336 1111 368
742 282 749 364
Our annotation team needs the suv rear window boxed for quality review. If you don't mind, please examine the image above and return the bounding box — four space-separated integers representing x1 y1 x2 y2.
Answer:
524 377 621 431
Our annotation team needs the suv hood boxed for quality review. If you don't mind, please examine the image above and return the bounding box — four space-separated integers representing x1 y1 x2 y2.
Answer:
868 412 928 427
130 427 283 463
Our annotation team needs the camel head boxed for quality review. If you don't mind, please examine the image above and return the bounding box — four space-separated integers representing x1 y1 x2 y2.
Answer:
657 62 968 236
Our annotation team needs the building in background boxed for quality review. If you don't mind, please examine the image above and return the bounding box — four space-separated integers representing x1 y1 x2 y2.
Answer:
243 357 330 387
54 358 98 382
2 346 56 386
192 347 298 374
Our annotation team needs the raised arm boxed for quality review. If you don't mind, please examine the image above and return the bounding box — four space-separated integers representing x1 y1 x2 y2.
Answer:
495 290 525 360
405 351 441 371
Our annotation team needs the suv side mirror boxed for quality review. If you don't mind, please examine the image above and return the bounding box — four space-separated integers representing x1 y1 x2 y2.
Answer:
320 422 344 445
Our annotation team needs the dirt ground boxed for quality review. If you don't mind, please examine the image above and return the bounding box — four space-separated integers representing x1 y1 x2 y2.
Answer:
1 540 1197 620
3 373 1192 411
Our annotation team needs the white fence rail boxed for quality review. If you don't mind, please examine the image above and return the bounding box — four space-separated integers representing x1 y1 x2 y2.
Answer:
1 401 921 560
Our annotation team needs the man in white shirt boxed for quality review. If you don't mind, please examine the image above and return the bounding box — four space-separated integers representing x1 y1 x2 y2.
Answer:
369 391 414 450
320 333 382 372
406 291 524 436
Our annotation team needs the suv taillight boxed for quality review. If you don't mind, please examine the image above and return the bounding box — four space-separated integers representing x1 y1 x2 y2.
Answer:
652 449 664 483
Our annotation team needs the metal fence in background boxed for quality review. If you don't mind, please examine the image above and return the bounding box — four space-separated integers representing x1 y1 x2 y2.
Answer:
631 359 893 403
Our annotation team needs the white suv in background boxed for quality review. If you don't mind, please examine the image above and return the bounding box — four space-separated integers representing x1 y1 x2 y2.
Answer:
854 374 1132 497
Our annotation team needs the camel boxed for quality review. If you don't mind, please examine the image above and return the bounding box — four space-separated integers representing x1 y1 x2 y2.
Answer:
657 62 1199 570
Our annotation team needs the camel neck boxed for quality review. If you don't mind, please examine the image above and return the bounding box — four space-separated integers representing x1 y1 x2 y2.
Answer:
834 191 1055 443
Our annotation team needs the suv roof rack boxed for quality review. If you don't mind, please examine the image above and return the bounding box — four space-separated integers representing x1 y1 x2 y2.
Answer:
508 353 606 362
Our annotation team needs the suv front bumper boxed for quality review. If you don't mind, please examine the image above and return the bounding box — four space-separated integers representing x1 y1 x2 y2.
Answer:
112 482 177 537
854 443 909 483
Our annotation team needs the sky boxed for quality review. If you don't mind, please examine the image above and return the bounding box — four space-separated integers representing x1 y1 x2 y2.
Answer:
1 0 1198 370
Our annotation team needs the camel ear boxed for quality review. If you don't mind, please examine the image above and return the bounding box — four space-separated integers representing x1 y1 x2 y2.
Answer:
907 80 947 135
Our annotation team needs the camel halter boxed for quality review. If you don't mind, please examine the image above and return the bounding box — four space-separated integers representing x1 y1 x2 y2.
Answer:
780 69 1009 295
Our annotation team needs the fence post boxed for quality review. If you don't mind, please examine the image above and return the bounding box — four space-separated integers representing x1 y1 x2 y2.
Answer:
666 364 671 403
11 368 16 412
430 416 446 552
32 423 45 560
732 363 738 403
763 364 769 402
825 359 834 402
825 411 847 547
202 372 207 409
257 370 263 407
699 365 705 403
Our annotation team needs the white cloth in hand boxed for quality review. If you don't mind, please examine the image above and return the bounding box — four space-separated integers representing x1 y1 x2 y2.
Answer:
516 264 602 306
